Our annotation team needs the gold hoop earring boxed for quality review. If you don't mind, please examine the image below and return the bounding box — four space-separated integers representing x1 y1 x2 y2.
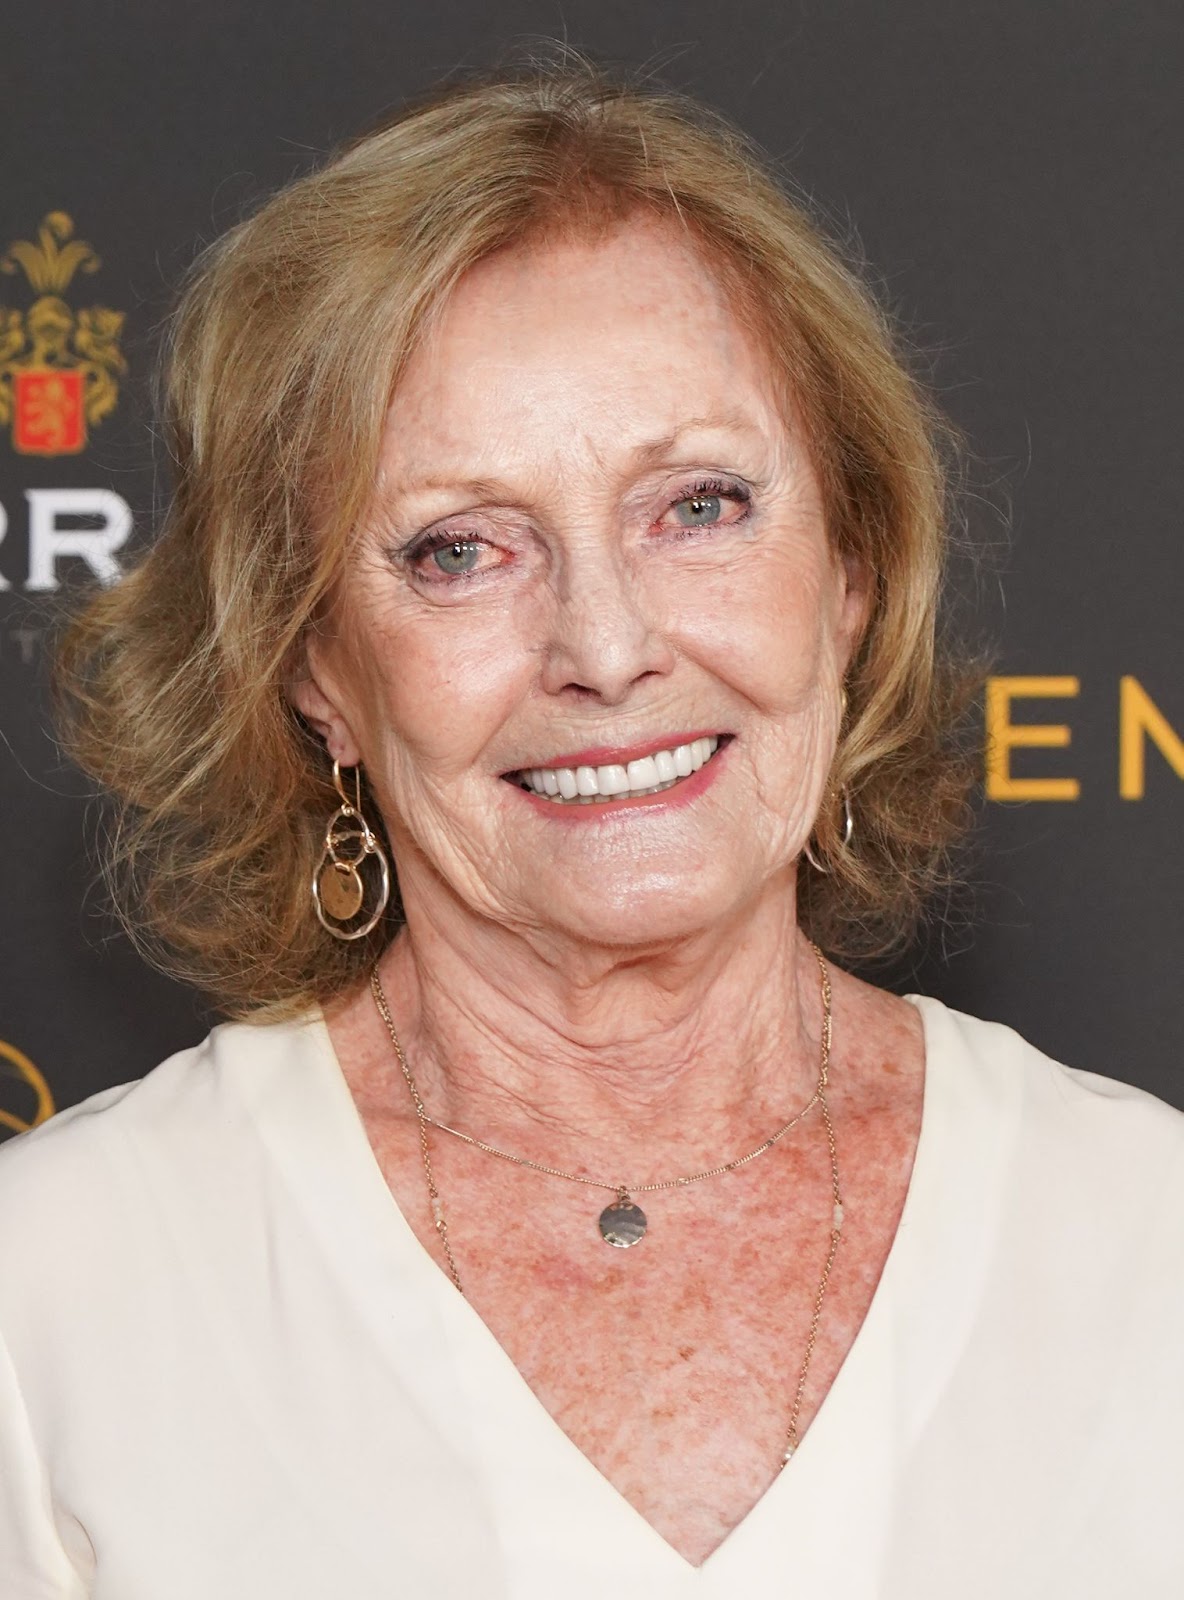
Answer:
311 761 391 941
802 787 854 876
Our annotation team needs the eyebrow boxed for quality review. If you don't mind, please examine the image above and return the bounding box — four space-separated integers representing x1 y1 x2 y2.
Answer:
386 409 768 504
626 410 767 471
390 473 515 501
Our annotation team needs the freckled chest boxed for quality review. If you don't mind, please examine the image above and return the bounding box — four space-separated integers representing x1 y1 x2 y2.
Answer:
359 1081 918 1567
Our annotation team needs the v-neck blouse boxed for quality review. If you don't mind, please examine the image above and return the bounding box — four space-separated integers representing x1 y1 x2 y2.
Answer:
2 997 1183 1598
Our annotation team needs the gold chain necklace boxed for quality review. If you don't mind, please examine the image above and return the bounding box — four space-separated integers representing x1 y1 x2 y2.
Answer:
369 943 844 1464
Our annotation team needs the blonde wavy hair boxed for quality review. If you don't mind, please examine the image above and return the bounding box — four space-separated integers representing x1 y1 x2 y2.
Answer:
57 58 976 1019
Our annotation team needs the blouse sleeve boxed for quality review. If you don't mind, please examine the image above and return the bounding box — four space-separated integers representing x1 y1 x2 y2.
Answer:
0 1328 89 1599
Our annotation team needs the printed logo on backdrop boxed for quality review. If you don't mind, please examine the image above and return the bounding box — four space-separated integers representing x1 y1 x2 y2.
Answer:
0 210 133 614
0 1038 54 1137
985 676 1184 802
0 212 125 456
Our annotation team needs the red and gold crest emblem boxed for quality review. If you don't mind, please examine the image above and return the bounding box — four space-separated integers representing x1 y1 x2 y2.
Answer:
0 211 125 456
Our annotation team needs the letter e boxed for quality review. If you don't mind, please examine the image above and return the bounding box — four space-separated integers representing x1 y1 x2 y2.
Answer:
985 676 1081 801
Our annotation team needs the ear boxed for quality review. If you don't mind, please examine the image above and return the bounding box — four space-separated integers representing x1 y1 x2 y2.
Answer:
836 548 874 671
286 643 364 768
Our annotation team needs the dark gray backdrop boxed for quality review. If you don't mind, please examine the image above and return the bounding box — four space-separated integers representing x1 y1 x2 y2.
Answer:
2 0 1181 1139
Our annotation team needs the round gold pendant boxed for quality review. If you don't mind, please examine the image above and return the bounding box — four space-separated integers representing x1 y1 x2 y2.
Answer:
598 1197 647 1247
318 860 365 921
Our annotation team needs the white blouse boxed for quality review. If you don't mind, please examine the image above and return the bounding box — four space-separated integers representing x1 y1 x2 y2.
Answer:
1 996 1183 1599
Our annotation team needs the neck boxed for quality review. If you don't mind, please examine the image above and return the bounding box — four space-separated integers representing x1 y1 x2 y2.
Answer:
371 876 827 1176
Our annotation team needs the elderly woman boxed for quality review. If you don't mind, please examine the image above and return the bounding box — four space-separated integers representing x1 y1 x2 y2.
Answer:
1 62 1182 1599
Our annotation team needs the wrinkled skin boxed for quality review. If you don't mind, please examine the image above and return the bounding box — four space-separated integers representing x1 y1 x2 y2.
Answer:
291 217 923 1568
296 215 865 968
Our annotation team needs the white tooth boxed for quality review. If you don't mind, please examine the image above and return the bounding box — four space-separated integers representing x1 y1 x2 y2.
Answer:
557 768 578 799
695 737 713 765
673 743 693 777
597 764 630 796
654 749 677 783
575 766 599 796
706 735 720 755
626 755 659 791
530 769 548 793
689 741 705 771
541 769 559 796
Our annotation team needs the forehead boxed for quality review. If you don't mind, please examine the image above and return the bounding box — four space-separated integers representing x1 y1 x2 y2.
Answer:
379 215 795 483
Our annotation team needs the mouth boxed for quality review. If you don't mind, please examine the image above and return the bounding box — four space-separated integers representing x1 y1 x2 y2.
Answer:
503 734 730 806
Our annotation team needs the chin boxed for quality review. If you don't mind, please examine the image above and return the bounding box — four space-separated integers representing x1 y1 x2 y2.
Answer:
521 859 751 951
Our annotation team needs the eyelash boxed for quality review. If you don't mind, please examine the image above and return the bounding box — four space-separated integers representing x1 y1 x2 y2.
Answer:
398 476 753 581
400 528 489 568
667 477 753 535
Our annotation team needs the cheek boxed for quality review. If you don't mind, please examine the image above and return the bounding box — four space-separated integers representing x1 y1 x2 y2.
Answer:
667 542 839 712
353 602 534 780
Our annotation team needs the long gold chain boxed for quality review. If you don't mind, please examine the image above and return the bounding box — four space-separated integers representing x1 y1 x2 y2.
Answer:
369 943 843 1466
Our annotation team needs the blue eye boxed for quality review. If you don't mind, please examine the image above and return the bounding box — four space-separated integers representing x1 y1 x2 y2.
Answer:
432 541 482 574
674 493 723 527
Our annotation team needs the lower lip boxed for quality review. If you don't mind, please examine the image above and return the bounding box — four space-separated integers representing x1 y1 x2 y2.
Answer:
504 741 730 821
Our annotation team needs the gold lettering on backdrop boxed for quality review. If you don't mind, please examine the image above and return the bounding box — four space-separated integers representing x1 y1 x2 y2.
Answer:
985 676 1081 801
0 212 125 456
1119 676 1184 799
0 1038 54 1136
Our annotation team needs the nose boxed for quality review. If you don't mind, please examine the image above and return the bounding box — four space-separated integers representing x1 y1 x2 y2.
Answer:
539 538 675 705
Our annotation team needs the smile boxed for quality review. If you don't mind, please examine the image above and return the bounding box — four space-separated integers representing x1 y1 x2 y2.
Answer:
508 736 724 805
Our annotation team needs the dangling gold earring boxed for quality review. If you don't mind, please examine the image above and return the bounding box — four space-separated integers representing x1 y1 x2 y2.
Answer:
312 761 391 941
802 787 855 876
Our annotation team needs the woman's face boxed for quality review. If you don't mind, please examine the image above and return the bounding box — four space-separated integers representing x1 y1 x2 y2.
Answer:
298 215 868 951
